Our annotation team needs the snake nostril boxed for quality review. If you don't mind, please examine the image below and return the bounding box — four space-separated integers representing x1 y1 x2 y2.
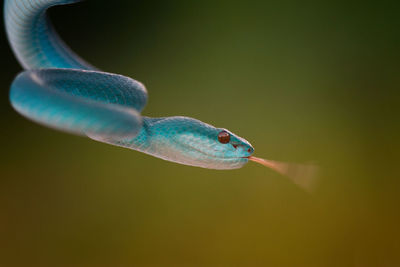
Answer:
232 144 238 149
248 148 252 153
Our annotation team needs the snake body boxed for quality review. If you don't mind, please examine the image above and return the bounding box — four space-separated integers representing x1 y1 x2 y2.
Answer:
5 0 254 169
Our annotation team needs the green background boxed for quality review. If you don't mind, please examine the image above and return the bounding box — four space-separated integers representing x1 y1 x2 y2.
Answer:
1 0 399 266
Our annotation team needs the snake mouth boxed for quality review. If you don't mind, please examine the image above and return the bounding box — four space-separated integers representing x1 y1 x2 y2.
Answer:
183 143 249 161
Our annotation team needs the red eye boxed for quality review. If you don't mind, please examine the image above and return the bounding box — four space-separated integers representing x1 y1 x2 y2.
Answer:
218 131 230 144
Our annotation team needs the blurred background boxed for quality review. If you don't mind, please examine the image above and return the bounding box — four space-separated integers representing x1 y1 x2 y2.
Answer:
1 0 399 266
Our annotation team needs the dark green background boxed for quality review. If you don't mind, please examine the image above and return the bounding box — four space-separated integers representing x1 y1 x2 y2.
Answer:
1 0 399 266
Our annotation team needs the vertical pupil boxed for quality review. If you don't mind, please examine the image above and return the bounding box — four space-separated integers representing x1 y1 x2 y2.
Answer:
218 131 230 144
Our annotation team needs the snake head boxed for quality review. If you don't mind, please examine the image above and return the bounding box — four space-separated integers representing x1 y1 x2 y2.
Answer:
142 116 254 169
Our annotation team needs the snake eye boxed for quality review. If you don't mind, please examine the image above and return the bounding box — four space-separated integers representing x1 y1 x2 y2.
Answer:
218 131 230 144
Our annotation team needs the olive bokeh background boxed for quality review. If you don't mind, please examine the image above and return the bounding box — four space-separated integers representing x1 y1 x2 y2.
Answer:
1 0 399 266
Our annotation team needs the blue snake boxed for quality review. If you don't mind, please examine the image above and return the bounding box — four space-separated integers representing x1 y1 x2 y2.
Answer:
5 0 316 187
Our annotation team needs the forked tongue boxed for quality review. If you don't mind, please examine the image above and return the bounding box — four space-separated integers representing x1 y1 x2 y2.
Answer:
248 156 318 192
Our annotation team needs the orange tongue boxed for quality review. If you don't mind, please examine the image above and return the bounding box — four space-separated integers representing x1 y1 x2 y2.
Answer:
248 156 318 192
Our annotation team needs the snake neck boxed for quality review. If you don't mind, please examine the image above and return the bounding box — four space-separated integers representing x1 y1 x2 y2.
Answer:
98 116 197 166
100 117 164 152
127 117 160 151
